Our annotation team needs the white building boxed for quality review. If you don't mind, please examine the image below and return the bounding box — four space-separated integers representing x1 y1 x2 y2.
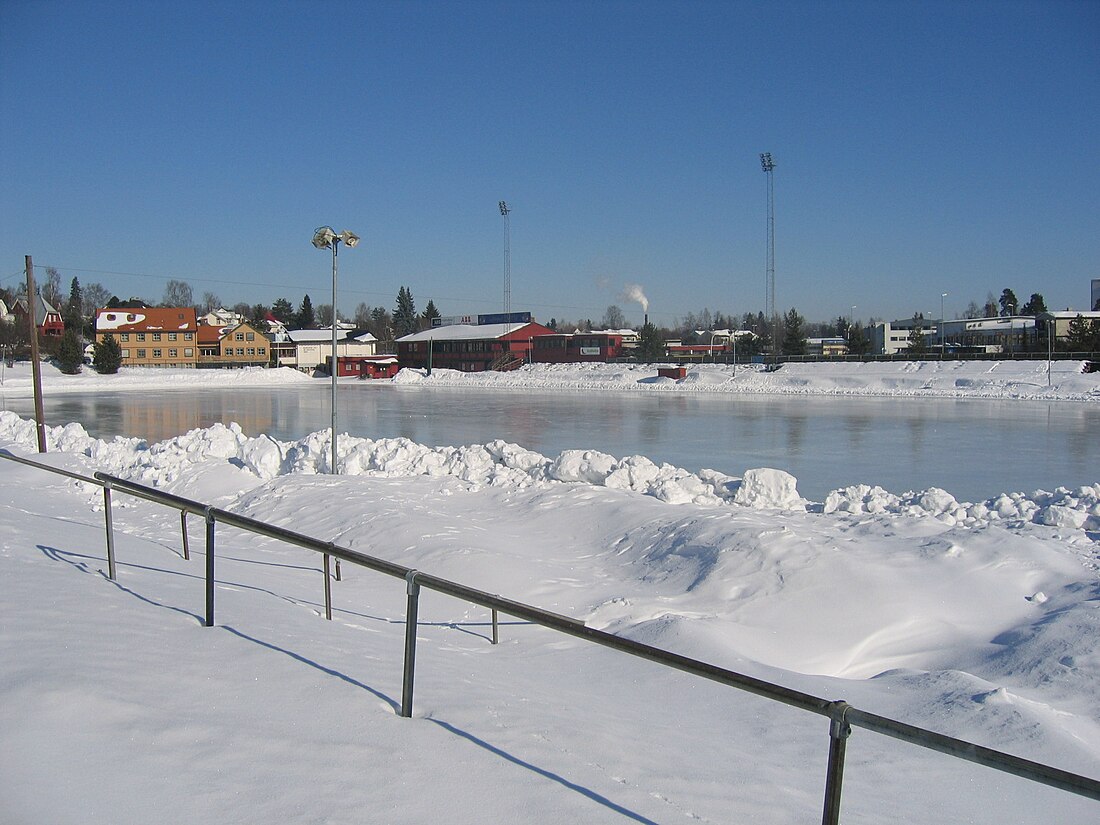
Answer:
276 329 379 372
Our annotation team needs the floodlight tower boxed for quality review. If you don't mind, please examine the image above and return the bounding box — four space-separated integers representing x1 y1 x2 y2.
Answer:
760 152 776 349
499 201 511 316
311 225 360 475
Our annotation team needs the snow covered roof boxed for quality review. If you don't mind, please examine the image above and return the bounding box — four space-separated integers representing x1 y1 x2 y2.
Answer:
287 328 376 344
96 307 198 332
397 323 526 342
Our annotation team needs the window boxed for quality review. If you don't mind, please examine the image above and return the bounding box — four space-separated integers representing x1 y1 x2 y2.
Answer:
168 349 177 358
235 333 245 341
120 333 130 342
136 333 146 342
137 349 146 358
236 347 245 356
152 349 162 358
258 347 266 355
152 333 161 341
184 333 193 341
246 332 255 341
246 347 255 356
168 333 177 341
121 349 130 358
184 348 194 357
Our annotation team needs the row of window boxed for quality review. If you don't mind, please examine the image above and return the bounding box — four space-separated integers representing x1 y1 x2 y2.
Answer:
119 347 267 361
121 348 195 359
117 332 195 343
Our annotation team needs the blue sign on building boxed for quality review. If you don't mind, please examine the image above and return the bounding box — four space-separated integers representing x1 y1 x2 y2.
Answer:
477 312 532 326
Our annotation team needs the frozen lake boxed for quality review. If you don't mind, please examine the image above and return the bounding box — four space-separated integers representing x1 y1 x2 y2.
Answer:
4 383 1097 502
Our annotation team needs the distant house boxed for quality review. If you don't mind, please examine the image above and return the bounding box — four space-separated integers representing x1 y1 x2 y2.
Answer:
12 295 64 337
397 321 556 372
197 321 270 368
199 307 246 329
806 337 849 357
94 307 199 367
276 328 379 373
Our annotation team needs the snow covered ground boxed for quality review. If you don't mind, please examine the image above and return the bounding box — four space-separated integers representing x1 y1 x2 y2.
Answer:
2 357 1099 401
1 360 1099 823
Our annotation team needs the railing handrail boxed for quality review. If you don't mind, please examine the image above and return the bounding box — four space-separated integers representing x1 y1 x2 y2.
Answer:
3 447 1098 814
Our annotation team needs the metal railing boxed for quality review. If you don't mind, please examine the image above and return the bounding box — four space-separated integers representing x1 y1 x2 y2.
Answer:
2 447 1098 823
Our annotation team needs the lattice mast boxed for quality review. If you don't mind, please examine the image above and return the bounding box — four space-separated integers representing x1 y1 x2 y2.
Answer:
760 153 776 349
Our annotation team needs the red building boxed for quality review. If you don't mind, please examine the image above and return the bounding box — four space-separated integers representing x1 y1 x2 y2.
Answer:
13 295 64 337
328 354 400 379
397 321 556 372
530 332 626 363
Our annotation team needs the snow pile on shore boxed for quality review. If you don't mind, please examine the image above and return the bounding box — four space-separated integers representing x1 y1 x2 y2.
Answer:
2 358 1097 401
394 360 1100 401
3 411 1097 531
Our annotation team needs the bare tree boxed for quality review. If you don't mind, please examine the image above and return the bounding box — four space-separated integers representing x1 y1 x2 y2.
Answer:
200 291 221 314
316 304 334 327
82 282 112 316
601 304 626 329
162 279 194 307
42 267 63 308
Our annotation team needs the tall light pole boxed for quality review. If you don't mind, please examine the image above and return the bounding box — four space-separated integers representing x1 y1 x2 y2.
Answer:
850 305 857 357
312 226 360 474
940 292 948 357
499 201 511 317
760 152 776 353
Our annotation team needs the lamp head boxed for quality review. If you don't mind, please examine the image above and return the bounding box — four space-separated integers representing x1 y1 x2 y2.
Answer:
339 230 360 248
312 226 337 249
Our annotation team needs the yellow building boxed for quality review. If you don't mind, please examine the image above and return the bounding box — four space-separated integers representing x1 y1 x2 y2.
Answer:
95 307 199 368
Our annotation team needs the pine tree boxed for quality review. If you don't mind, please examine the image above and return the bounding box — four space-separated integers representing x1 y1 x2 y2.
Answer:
271 298 295 325
57 328 84 374
420 298 440 330
93 333 123 374
636 322 665 363
907 314 927 354
393 286 417 338
999 288 1019 317
1020 293 1047 316
64 277 83 331
781 308 807 356
297 294 316 329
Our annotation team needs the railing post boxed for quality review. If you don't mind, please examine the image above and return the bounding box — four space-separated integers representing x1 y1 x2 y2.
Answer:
491 608 499 645
204 507 216 627
323 552 333 621
180 510 190 561
401 570 421 718
101 480 117 581
822 701 852 825
334 558 342 581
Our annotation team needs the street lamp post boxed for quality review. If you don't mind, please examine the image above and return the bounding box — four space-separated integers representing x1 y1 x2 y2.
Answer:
940 292 948 358
312 226 361 474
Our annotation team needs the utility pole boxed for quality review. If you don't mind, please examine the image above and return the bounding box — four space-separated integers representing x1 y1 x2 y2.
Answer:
499 201 511 317
24 255 46 453
760 153 777 353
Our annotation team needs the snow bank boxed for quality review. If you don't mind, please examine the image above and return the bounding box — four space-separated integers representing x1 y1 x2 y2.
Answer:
392 360 1100 402
3 358 1098 401
3 411 1097 531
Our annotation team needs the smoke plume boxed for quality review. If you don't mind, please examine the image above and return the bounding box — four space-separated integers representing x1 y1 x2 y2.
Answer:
622 284 649 314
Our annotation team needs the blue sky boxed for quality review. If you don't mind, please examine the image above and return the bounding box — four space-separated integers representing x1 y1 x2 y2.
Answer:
2 0 1097 328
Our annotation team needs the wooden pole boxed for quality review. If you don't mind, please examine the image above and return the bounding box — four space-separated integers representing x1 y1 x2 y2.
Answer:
24 256 47 453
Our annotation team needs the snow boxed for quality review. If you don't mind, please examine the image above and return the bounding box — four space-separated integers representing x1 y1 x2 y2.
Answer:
1 359 1099 823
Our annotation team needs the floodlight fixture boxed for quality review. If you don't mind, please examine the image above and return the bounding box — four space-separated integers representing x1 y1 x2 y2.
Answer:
760 152 775 172
312 226 338 249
